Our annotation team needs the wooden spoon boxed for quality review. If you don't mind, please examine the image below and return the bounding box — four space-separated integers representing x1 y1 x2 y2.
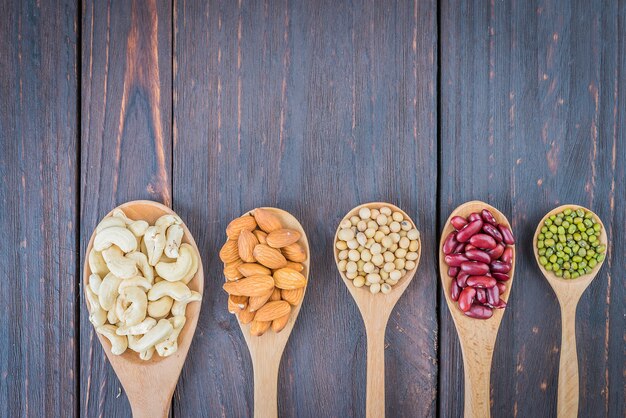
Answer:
533 204 607 418
235 207 310 418
333 202 421 418
84 200 204 418
439 200 516 418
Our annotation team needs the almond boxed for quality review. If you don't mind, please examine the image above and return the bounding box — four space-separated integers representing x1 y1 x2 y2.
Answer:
253 208 282 233
285 261 304 272
254 300 291 322
226 215 257 240
224 259 244 281
222 275 274 296
253 244 287 269
269 288 282 301
253 230 268 244
238 229 258 262
237 306 255 324
266 228 302 248
219 239 240 263
228 295 248 313
280 287 304 306
248 289 273 312
238 262 271 277
273 268 307 289
271 313 290 333
281 242 307 262
250 320 271 336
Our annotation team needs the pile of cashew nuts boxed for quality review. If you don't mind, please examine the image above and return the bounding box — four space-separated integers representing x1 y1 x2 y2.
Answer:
86 209 201 360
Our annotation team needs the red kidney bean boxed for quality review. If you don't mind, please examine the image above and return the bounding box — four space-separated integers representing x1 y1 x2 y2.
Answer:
451 216 468 230
467 275 497 288
445 254 468 267
458 287 476 312
490 261 512 274
453 242 466 253
443 232 459 255
465 249 491 264
464 304 493 319
486 286 500 306
476 289 487 303
464 244 476 252
498 225 515 245
501 247 513 264
468 212 481 222
487 243 505 260
448 266 459 277
460 261 490 275
481 209 497 226
456 219 484 242
496 282 506 294
482 223 504 242
450 280 461 301
490 299 507 309
456 272 469 288
469 234 497 250
492 272 510 282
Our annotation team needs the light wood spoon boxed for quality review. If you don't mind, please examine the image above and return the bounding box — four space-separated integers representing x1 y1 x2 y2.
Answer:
439 200 516 418
235 207 310 418
84 200 204 418
533 204 607 418
333 202 421 418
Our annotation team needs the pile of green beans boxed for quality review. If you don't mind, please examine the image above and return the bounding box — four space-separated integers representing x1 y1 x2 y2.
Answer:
536 208 605 279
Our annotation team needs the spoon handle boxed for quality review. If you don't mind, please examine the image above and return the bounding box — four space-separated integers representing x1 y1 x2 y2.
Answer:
462 345 493 418
252 352 281 418
365 322 386 418
557 303 579 418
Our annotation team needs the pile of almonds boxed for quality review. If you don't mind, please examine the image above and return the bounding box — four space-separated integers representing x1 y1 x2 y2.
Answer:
220 208 308 336
335 205 420 294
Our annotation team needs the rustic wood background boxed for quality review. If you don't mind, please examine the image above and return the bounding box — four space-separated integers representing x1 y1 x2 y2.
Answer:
0 0 624 417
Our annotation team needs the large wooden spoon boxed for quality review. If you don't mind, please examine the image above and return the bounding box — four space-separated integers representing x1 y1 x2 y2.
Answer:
236 207 310 418
84 200 204 418
533 205 607 418
439 200 515 418
333 202 421 418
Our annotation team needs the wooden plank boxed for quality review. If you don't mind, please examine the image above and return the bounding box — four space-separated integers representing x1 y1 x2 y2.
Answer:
80 0 172 416
0 0 79 416
172 0 437 416
439 0 625 416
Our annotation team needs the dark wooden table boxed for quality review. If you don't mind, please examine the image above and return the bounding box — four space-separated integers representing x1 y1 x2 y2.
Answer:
1 0 624 417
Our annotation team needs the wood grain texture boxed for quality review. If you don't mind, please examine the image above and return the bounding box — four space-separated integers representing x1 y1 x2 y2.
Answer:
0 0 79 417
172 0 438 416
80 0 172 416
439 0 626 417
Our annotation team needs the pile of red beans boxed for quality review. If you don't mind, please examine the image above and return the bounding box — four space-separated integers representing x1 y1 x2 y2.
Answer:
443 209 515 319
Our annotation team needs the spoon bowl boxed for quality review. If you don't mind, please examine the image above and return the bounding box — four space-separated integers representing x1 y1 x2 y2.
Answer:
84 200 204 418
439 200 515 418
334 202 421 418
533 204 607 418
236 207 310 418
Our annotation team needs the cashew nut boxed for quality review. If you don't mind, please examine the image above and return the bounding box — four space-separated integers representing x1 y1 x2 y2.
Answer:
147 296 173 319
182 245 199 284
143 226 166 266
98 273 122 311
88 250 110 277
88 273 102 294
94 226 138 253
140 347 155 361
155 316 186 357
131 319 173 352
147 281 192 302
171 291 202 316
116 317 157 336
155 243 195 282
95 216 126 233
112 209 149 236
118 276 152 293
120 287 147 327
85 285 106 327
96 325 128 355
102 246 138 279
114 294 129 324
125 251 154 284
155 214 182 230
107 308 119 325
164 224 184 258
